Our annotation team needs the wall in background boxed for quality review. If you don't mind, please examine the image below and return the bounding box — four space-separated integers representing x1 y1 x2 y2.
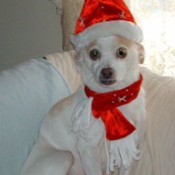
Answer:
0 0 62 71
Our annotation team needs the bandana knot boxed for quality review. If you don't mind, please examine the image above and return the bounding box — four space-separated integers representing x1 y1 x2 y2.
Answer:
85 74 143 140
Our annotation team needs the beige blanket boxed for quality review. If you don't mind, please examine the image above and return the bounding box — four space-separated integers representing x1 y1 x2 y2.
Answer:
46 50 175 175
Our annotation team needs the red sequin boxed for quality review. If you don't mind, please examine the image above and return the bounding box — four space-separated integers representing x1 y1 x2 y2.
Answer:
75 0 136 34
85 74 143 140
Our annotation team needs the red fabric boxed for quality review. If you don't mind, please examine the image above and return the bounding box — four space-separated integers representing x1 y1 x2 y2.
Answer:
85 74 143 140
75 0 136 34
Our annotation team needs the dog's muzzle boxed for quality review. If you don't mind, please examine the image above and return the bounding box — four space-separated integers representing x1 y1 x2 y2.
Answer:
99 68 116 85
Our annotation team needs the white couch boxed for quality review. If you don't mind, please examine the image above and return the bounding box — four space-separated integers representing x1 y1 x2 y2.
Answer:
1 0 175 174
0 50 175 175
0 58 71 175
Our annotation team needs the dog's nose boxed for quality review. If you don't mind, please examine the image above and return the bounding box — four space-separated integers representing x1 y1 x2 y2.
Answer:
101 68 114 79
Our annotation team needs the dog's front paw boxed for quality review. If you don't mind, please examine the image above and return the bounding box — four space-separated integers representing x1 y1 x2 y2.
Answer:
109 132 139 170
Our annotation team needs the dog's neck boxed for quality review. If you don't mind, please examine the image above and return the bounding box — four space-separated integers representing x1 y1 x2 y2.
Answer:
84 74 143 140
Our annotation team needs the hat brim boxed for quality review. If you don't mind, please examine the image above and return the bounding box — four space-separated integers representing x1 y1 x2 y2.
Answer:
71 20 143 51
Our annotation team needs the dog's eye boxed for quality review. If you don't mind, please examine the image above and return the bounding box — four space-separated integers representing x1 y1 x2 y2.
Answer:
116 47 127 58
89 49 101 61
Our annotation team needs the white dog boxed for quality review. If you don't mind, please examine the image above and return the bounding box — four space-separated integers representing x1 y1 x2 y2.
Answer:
20 34 146 175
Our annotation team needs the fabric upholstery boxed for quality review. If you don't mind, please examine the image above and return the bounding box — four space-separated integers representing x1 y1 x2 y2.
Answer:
0 58 71 175
46 51 81 93
56 0 84 50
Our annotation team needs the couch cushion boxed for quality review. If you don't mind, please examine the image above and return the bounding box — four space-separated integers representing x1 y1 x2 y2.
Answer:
0 58 71 175
46 51 82 93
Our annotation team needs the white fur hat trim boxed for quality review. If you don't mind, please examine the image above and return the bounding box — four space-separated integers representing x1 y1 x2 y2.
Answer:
71 20 143 51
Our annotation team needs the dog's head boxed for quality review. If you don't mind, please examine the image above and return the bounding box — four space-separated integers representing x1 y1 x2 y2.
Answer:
74 35 144 93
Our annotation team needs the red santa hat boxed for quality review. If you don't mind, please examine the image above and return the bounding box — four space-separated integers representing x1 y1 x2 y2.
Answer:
71 0 143 51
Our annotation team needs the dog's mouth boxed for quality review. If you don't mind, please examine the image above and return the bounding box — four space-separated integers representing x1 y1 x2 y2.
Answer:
97 67 116 86
99 79 116 86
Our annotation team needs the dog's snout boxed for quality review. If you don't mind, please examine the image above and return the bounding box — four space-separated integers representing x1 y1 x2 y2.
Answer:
101 68 114 79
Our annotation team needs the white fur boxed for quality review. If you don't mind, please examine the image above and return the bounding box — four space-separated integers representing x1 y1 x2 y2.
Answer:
20 35 146 175
71 20 143 52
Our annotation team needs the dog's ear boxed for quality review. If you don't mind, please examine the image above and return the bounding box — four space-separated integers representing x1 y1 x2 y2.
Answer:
137 43 145 64
70 50 81 74
70 35 83 53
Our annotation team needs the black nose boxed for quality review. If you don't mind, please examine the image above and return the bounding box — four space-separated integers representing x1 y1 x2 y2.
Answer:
101 68 114 79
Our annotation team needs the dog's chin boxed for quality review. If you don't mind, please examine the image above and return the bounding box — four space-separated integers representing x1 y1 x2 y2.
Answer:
97 78 117 89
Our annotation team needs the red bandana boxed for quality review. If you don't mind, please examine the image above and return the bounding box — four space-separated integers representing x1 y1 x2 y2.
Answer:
85 74 143 141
